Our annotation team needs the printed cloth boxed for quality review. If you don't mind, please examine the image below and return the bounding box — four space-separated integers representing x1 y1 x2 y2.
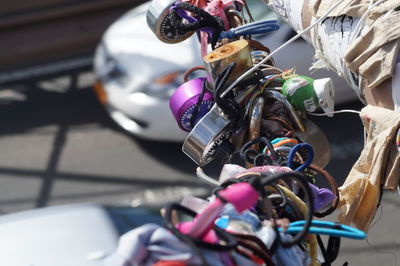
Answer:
103 223 258 266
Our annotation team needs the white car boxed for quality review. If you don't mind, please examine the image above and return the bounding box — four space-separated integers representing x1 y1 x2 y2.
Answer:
0 203 163 266
93 1 357 142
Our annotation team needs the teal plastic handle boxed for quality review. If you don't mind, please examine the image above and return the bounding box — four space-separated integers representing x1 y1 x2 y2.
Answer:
279 220 366 240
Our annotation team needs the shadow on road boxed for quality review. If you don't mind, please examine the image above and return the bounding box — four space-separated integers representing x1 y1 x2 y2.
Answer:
0 72 201 208
0 71 365 209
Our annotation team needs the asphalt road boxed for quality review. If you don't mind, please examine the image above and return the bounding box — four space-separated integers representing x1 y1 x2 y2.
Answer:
0 71 399 265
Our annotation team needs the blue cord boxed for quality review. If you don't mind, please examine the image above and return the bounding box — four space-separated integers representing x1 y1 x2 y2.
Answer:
219 19 280 39
271 137 288 145
279 220 366 240
287 143 314 172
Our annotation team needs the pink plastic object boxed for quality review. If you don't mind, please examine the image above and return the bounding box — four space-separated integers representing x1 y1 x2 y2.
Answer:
187 200 224 239
182 0 244 57
218 182 259 212
176 182 259 240
176 221 219 243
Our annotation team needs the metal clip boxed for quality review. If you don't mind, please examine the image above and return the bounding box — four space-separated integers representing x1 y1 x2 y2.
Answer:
182 83 259 165
182 104 234 166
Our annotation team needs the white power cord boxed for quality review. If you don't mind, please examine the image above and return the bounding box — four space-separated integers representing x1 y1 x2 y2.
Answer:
196 167 220 186
221 0 352 97
308 109 361 116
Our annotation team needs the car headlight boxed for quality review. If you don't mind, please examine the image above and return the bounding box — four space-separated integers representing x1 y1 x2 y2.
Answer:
141 71 184 99
94 42 128 86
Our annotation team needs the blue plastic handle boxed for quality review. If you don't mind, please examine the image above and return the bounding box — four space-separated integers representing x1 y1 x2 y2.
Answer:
279 220 366 240
219 19 280 39
287 143 314 172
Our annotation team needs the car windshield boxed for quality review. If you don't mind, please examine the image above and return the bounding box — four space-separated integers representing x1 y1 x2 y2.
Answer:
247 1 278 21
105 206 164 235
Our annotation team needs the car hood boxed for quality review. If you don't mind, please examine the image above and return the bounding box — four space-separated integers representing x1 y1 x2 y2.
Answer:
0 204 119 266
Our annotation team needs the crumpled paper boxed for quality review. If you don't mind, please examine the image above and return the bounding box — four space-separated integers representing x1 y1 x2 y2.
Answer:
338 105 400 231
314 0 400 105
344 10 400 89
